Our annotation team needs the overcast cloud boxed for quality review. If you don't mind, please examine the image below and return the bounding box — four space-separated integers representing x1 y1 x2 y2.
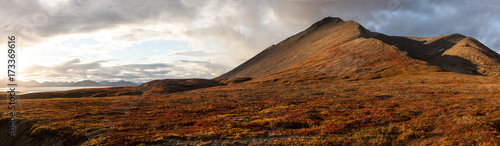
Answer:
1 0 499 83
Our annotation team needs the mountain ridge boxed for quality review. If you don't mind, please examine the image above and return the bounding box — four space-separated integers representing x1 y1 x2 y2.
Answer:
216 17 500 80
0 79 140 87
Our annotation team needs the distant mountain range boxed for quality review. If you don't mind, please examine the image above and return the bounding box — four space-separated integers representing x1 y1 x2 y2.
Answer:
1 79 140 87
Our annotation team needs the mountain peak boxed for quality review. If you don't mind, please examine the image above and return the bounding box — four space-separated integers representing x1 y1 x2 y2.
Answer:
449 33 465 37
443 33 467 42
310 17 344 28
320 16 343 23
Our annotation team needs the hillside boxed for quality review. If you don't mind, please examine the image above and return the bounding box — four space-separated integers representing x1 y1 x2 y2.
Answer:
216 17 500 80
4 72 500 145
133 79 225 95
373 33 500 76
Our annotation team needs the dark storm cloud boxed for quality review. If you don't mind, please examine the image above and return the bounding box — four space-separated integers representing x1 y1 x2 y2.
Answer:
2 0 498 49
0 0 194 42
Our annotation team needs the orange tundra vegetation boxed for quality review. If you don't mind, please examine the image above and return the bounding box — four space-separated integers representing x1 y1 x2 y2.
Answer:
2 73 500 145
2 17 500 145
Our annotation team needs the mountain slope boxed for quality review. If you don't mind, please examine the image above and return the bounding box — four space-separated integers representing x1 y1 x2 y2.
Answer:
261 38 439 81
372 33 500 76
216 17 500 80
216 17 371 79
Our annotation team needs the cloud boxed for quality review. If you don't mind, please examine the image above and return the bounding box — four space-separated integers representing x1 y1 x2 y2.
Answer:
2 0 500 82
171 50 212 57
3 0 499 47
21 58 227 83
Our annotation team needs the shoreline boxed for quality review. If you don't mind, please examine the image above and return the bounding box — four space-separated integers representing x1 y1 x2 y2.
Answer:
0 86 115 96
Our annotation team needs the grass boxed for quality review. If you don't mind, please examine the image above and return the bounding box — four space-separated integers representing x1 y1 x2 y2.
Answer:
2 72 500 145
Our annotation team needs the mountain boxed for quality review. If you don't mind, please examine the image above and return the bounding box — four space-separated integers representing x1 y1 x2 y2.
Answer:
216 17 500 81
3 79 139 87
98 80 138 86
372 33 500 76
73 80 101 86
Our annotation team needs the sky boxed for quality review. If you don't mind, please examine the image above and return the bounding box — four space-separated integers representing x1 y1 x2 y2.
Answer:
0 0 499 83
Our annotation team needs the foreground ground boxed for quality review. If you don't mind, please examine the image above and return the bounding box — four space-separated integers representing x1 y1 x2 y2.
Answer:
2 72 500 145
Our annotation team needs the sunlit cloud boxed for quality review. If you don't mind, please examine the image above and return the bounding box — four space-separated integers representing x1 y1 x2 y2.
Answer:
1 0 499 83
